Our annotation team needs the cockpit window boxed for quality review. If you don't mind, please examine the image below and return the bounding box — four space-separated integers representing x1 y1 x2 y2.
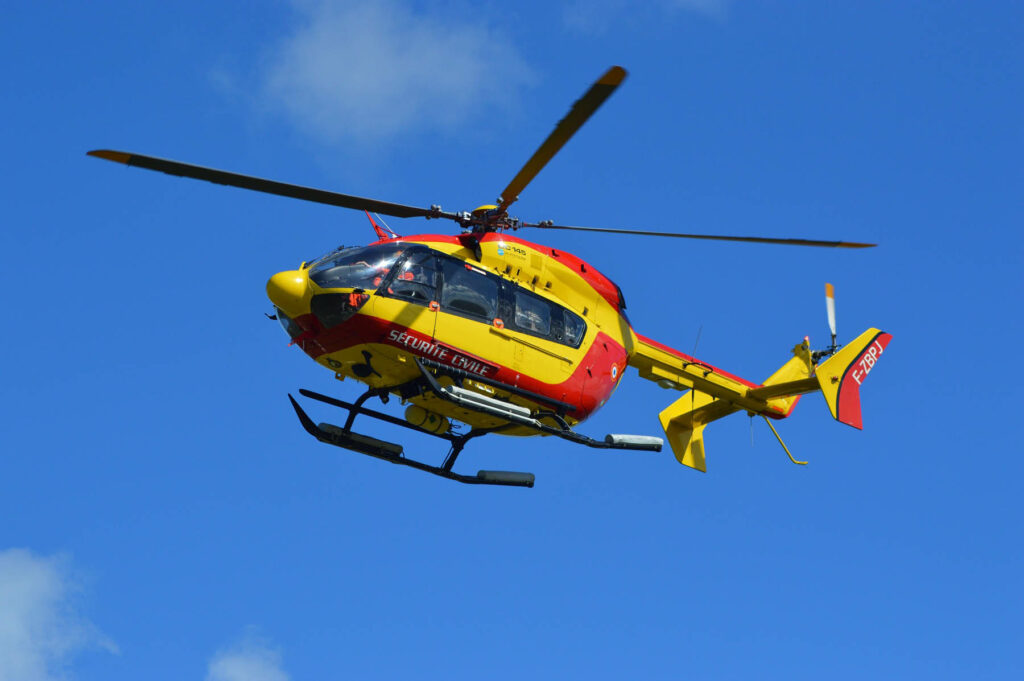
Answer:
563 310 586 346
309 244 406 290
275 307 302 339
386 250 439 303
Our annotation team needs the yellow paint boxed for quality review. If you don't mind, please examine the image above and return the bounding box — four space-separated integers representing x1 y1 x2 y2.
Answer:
659 390 717 472
266 269 312 319
757 339 815 416
405 404 450 434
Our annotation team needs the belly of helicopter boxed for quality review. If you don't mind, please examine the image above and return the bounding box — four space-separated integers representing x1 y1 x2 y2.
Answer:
310 341 565 436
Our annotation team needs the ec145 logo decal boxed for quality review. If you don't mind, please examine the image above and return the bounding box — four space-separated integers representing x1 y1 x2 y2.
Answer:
497 242 527 259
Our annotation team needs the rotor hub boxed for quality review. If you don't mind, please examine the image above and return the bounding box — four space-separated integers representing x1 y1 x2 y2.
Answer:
461 204 521 234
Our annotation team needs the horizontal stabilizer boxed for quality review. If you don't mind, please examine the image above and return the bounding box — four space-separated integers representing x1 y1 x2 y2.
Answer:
658 390 736 472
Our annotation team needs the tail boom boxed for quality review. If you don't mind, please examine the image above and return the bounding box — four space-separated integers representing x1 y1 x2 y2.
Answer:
629 334 800 418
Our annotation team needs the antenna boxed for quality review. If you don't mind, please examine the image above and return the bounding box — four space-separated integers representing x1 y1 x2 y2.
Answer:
374 212 400 239
691 325 703 414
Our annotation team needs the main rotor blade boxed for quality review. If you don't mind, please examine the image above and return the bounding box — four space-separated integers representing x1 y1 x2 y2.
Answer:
496 66 627 214
87 150 458 221
523 222 877 248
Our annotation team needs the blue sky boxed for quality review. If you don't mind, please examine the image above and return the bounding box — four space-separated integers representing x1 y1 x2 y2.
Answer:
2 1 1022 679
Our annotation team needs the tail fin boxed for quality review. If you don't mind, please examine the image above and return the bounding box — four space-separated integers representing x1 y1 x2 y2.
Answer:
814 328 892 429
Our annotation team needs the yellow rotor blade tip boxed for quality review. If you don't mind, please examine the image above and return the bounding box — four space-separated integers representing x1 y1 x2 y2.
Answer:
599 66 627 85
87 150 132 164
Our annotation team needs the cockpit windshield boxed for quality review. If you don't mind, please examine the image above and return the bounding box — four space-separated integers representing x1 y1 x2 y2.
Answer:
309 243 407 290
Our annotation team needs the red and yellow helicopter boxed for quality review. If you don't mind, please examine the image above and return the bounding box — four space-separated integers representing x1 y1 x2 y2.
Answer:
89 66 890 488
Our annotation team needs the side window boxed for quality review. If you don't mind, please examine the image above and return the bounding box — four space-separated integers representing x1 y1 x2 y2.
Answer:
386 250 438 304
509 284 587 348
439 258 499 321
563 309 586 347
514 289 551 336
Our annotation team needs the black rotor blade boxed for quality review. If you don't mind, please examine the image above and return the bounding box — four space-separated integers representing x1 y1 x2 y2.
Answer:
523 222 876 248
87 150 459 221
496 66 627 214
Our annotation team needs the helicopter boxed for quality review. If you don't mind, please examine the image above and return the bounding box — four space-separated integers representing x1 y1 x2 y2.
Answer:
88 65 891 488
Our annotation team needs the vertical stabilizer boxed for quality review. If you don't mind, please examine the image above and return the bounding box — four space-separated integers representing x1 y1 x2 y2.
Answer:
815 328 892 429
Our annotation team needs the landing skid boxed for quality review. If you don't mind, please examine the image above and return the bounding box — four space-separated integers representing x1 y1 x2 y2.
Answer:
288 359 664 487
289 392 529 487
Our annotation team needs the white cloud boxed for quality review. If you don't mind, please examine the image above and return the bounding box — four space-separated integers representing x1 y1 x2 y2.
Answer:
0 548 116 681
207 633 289 681
561 0 628 33
263 0 533 144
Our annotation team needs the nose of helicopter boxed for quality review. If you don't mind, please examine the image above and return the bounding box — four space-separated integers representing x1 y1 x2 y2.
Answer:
266 269 312 319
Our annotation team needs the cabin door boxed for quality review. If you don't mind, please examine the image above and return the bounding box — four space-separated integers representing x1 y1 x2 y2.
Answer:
432 257 514 379
371 249 441 357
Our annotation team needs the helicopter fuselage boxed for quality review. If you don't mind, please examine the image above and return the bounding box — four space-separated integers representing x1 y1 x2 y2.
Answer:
267 232 634 434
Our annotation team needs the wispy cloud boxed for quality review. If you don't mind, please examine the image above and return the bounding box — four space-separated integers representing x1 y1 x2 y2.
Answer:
562 0 729 34
0 548 117 681
207 632 289 681
666 0 730 15
263 0 533 145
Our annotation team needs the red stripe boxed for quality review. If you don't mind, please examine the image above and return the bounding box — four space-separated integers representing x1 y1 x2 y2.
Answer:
835 332 892 430
633 332 761 391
